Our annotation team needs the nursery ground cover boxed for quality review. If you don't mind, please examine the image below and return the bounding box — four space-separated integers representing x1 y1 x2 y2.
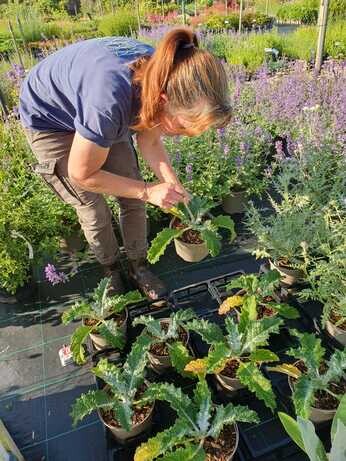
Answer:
0 231 263 461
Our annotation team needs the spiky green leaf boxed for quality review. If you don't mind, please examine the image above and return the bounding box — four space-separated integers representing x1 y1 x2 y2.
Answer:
242 295 258 321
106 290 144 314
92 277 111 316
266 302 300 319
288 331 325 373
133 315 165 340
70 324 93 365
92 358 122 393
62 301 92 324
242 316 283 354
98 319 125 350
134 420 190 461
143 383 194 425
122 334 152 392
323 349 346 386
186 318 224 344
206 342 230 373
194 379 212 434
293 375 315 419
112 400 133 432
211 215 236 242
209 403 259 438
200 227 221 257
249 349 279 363
71 389 113 426
148 228 185 264
237 362 276 411
169 342 194 377
160 445 206 461
224 317 242 354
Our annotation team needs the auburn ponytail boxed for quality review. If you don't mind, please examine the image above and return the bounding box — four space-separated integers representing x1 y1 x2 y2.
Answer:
131 28 231 134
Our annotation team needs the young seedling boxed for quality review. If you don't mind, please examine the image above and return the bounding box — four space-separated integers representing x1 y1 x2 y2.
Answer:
268 330 346 419
133 309 196 375
186 301 283 410
219 270 299 319
134 378 259 461
147 196 236 263
71 334 152 432
62 277 144 364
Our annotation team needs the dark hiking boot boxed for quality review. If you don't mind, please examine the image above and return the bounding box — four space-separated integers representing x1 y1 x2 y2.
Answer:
102 261 126 296
128 258 168 301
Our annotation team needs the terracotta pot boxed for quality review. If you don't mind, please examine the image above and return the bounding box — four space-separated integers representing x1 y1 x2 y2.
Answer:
148 319 190 374
326 319 346 346
59 231 85 253
269 260 305 286
99 392 154 443
170 219 208 262
216 372 245 392
288 362 336 423
86 309 128 351
222 190 247 215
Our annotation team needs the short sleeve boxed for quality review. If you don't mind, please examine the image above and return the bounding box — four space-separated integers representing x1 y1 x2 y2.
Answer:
74 102 122 148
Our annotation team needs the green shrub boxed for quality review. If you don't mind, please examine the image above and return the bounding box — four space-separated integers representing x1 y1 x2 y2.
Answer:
98 9 138 36
277 0 345 24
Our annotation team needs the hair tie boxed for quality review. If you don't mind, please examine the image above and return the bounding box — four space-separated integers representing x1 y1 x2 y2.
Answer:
182 43 194 49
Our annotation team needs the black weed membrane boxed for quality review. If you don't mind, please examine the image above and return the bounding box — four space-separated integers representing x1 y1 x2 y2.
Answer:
94 265 334 461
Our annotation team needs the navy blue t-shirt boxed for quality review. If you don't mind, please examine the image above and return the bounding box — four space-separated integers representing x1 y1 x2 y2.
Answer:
19 37 154 147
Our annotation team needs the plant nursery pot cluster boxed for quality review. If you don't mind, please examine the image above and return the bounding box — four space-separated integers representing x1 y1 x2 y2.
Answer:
288 360 346 423
170 218 209 263
84 309 128 351
98 384 154 443
222 190 248 215
269 259 305 286
148 319 190 374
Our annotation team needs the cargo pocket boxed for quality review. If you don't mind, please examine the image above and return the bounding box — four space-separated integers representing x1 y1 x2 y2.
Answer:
32 159 84 207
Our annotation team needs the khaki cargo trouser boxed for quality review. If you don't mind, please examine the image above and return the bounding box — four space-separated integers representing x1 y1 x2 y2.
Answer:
24 128 147 266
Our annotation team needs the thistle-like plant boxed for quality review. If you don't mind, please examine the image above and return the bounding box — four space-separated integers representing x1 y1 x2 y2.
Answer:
299 250 346 329
219 270 299 319
134 378 259 461
186 300 283 410
147 196 236 264
70 334 152 431
133 309 196 375
268 330 346 419
278 394 346 461
62 277 144 364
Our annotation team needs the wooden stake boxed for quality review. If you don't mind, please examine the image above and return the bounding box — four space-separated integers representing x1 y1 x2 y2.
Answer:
182 0 186 25
136 0 141 31
0 86 9 120
238 0 243 34
315 0 329 73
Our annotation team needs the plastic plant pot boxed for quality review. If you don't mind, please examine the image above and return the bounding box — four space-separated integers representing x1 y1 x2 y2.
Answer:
325 319 346 346
269 260 305 286
169 218 209 262
86 308 128 351
222 190 247 215
215 372 245 392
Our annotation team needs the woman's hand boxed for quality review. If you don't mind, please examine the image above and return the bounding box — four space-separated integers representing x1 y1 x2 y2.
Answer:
146 182 187 209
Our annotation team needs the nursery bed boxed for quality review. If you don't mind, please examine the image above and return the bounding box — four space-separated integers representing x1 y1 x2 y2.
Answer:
0 231 328 461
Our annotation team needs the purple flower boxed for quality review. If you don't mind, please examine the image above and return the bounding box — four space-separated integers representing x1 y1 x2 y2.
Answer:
185 163 193 181
235 155 245 167
222 144 230 157
275 140 285 161
239 142 250 155
217 128 226 141
44 264 68 285
175 151 181 163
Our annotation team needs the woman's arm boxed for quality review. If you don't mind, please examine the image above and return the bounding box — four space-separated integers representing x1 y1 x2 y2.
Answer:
68 132 184 208
136 128 189 200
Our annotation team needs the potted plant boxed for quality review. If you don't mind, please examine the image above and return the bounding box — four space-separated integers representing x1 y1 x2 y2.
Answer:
134 378 259 461
186 303 282 410
62 277 144 363
299 252 346 346
133 309 196 374
147 196 236 263
71 334 154 442
278 394 346 461
246 204 327 286
268 330 346 423
218 270 299 319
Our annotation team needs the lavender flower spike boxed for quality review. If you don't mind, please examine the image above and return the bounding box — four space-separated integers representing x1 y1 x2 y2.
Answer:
44 263 68 285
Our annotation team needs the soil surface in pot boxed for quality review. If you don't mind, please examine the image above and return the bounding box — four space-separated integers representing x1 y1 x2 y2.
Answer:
150 324 188 356
84 311 126 330
172 219 203 244
330 311 346 331
101 384 152 429
257 303 276 319
221 359 241 378
293 361 346 410
204 425 237 461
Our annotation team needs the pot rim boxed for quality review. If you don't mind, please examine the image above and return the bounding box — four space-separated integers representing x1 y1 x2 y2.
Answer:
288 360 339 414
82 308 129 334
203 422 239 460
326 316 346 332
169 218 207 247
